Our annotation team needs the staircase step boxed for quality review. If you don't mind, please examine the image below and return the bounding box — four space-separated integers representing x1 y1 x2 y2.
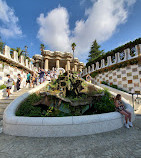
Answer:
0 112 3 115
0 87 33 120
0 120 2 126
0 100 13 104
0 114 3 119
0 108 5 113
0 103 9 108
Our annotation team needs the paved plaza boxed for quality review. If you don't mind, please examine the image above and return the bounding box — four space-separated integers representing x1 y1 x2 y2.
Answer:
0 116 140 158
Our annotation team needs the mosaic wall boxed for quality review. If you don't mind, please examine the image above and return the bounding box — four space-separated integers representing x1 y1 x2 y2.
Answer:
91 64 141 94
0 63 27 88
0 45 38 87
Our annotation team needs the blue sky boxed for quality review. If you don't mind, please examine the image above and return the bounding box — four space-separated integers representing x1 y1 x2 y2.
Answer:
0 0 141 64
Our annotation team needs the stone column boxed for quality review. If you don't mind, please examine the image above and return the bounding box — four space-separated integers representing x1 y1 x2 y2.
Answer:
13 51 18 62
92 64 95 71
137 44 141 65
74 64 77 72
41 60 44 69
79 66 83 72
88 66 91 73
65 64 67 71
45 58 48 71
136 44 141 55
96 62 99 70
67 60 70 71
3 45 11 58
56 59 60 69
25 59 29 68
36 62 39 69
20 55 25 65
72 67 74 71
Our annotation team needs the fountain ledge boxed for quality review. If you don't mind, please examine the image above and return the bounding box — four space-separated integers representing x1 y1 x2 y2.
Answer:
3 82 135 137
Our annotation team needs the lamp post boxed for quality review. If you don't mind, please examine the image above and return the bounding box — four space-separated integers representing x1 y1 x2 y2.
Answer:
24 46 28 57
131 88 135 109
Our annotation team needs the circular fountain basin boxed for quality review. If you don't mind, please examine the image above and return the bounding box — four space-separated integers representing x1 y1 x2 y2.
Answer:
3 82 135 137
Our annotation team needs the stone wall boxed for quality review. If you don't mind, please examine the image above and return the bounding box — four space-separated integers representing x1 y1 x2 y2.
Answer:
82 44 141 94
0 63 27 87
0 45 38 97
91 64 141 94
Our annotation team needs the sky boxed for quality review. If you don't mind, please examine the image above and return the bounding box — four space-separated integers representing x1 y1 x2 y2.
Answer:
0 0 141 64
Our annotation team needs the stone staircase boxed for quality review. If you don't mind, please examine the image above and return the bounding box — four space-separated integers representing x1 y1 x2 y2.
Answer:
0 88 32 120
0 85 47 132
0 88 33 133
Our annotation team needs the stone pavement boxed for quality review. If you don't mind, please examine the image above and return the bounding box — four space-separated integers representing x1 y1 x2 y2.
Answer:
0 116 140 158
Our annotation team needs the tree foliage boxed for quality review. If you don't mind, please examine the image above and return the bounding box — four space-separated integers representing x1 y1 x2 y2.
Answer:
40 44 45 52
10 47 24 58
71 43 76 52
86 37 141 67
0 37 5 53
87 40 104 62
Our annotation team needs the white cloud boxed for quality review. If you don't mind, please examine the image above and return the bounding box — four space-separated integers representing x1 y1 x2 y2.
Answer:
37 0 136 62
0 0 22 38
37 7 70 52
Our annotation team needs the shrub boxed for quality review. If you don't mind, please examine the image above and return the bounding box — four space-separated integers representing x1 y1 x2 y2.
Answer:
0 84 6 90
92 89 115 114
16 93 42 117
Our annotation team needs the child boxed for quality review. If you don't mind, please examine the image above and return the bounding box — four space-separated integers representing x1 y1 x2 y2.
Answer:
6 74 15 98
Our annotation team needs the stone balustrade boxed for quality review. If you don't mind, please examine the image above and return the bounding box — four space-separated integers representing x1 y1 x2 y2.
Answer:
0 45 37 73
82 44 141 76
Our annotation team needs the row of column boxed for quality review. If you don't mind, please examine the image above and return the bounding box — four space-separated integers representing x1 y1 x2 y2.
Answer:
44 58 71 71
43 58 82 72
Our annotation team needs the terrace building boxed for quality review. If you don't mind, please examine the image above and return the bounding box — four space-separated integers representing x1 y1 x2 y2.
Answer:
32 50 84 72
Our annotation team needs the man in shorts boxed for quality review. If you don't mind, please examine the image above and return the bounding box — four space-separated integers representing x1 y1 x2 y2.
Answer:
6 74 15 98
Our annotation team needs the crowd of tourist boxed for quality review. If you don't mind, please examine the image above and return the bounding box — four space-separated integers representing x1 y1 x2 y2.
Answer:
25 68 59 88
5 68 59 98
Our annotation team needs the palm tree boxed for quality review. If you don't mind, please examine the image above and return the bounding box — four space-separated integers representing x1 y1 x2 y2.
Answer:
71 43 76 60
40 44 45 54
10 47 24 58
0 37 5 53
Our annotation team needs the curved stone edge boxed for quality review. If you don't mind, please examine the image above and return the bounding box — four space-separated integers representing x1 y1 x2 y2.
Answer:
3 82 135 137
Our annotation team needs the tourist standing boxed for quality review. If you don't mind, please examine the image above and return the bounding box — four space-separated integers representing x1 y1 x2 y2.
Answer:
38 69 45 84
16 74 22 91
46 74 51 81
6 74 15 98
54 71 58 79
26 72 31 88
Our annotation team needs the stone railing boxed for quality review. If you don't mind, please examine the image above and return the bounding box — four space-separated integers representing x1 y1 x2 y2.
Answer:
82 44 141 76
0 45 39 97
0 45 38 73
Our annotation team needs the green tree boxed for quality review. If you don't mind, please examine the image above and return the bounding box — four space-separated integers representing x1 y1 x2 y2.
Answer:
87 40 104 62
40 44 45 53
71 42 76 59
0 37 5 53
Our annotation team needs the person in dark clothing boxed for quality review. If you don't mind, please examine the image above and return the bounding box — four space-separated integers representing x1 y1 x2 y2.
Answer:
16 74 22 90
38 69 45 84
